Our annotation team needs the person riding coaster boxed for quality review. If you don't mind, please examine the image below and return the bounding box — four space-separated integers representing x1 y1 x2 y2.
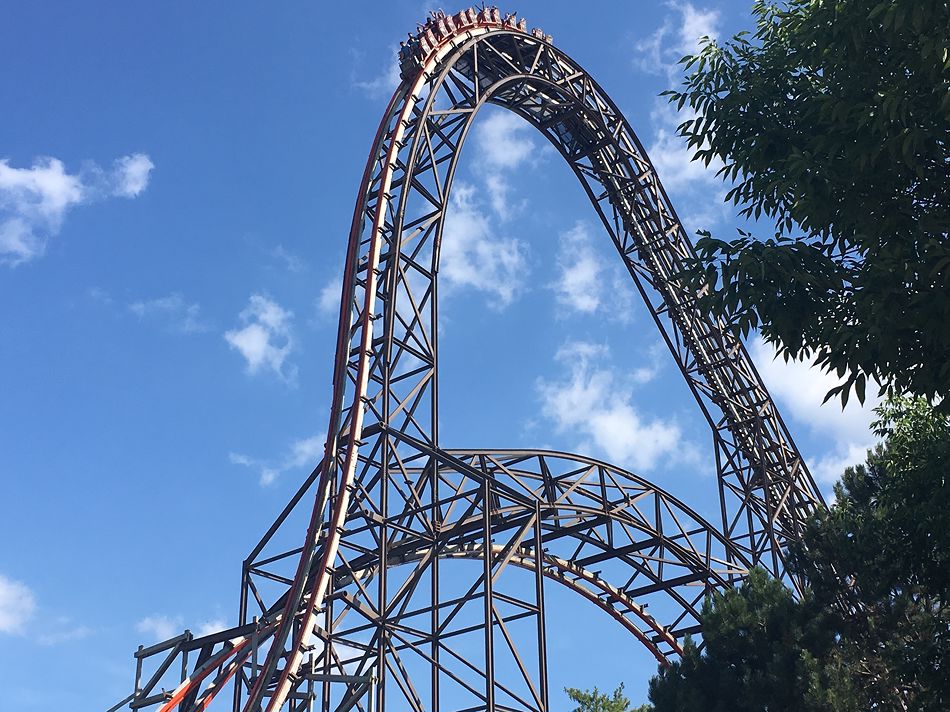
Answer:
397 7 548 80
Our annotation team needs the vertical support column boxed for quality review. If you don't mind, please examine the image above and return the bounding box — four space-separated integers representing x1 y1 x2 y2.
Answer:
376 437 390 712
134 645 143 697
368 672 378 712
251 616 259 690
714 432 732 575
321 590 332 712
431 204 442 712
307 652 315 712
533 501 548 712
180 633 190 690
431 458 441 712
482 475 495 712
235 562 250 710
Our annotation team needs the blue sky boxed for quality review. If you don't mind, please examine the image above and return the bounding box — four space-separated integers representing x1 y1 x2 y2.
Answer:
0 2 881 708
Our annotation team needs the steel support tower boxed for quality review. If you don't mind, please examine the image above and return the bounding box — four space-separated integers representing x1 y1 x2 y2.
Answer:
111 9 825 712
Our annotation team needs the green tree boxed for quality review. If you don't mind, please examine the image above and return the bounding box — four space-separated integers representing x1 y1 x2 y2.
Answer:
790 396 950 710
642 397 949 711
665 0 950 407
565 684 649 712
646 569 855 712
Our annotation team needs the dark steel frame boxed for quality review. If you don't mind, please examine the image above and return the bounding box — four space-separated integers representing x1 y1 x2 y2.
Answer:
112 10 824 712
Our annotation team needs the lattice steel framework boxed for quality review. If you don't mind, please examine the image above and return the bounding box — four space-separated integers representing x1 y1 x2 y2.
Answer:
111 9 824 712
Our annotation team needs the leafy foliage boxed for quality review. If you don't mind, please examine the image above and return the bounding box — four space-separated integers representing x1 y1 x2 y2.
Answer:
790 396 950 710
665 0 950 407
565 684 649 712
646 569 855 712
636 397 949 711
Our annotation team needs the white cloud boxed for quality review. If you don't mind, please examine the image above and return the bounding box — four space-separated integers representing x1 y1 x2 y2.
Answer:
228 452 254 468
441 183 528 308
225 294 297 384
554 222 603 314
483 174 525 222
196 618 228 638
677 3 720 56
0 577 92 644
466 110 539 222
285 433 324 469
631 342 666 385
316 280 339 318
677 187 730 235
0 575 36 635
129 293 206 334
749 337 881 486
37 620 93 646
0 158 83 265
632 4 727 218
634 2 720 75
230 431 325 487
473 112 537 171
810 442 873 492
111 153 154 198
749 337 880 446
646 126 722 192
136 614 183 643
136 614 229 642
537 341 697 472
436 109 541 300
0 153 153 266
552 222 636 322
354 49 400 100
270 244 307 273
88 286 114 306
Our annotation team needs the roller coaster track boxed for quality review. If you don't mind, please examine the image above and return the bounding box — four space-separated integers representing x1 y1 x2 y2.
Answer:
112 9 824 712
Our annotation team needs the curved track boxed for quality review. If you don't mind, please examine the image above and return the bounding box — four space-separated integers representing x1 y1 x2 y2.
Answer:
117 9 824 712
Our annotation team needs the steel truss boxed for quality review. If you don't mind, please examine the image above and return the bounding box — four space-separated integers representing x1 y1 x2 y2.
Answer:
113 10 824 712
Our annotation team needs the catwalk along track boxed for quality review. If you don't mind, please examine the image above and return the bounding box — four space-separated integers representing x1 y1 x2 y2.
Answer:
111 8 824 712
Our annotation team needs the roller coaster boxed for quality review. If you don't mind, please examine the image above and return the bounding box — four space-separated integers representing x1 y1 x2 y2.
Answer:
109 8 824 712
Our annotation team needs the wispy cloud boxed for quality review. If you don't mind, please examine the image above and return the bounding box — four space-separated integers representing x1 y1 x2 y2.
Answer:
749 337 882 487
483 174 524 222
88 286 114 306
430 109 538 311
225 294 297 384
632 3 728 229
0 575 94 645
195 618 228 638
471 111 539 222
536 341 698 472
36 618 93 646
316 280 339 319
111 153 155 197
0 153 153 266
129 293 207 334
270 244 307 273
136 614 183 643
135 614 227 642
230 431 325 487
552 221 636 322
353 47 400 100
0 574 36 635
441 183 528 308
556 225 602 314
473 112 538 171
634 1 720 75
